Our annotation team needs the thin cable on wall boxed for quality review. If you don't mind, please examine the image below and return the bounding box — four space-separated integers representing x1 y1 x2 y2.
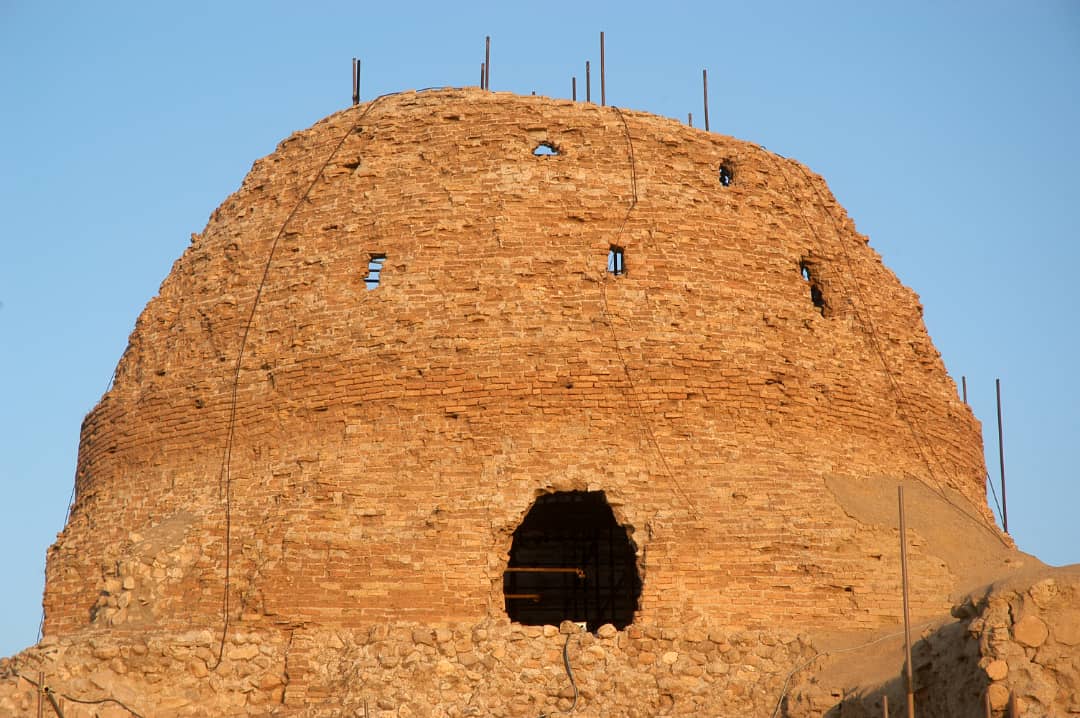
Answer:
537 631 579 717
17 672 146 718
208 92 395 671
792 161 1007 546
768 619 937 718
611 106 638 204
596 106 699 521
764 150 1006 547
986 472 1004 527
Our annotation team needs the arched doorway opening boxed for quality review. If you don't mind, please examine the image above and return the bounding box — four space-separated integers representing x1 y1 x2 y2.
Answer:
503 491 641 632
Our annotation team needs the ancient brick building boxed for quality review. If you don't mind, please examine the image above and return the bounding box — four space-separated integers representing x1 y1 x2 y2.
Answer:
2 88 1078 717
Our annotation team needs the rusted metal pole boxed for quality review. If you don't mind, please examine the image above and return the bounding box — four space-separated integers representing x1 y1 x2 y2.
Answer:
1007 691 1018 718
586 61 591 103
703 68 710 131
883 694 889 717
351 58 360 105
506 567 586 578
688 112 693 126
961 375 968 404
600 31 606 106
899 486 915 718
984 690 992 718
45 689 64 718
996 378 1008 533
480 63 485 89
485 36 491 90
572 77 577 101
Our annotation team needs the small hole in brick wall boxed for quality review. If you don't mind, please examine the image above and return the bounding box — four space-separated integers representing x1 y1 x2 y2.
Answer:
504 491 641 632
607 245 625 276
364 254 386 290
719 163 734 187
533 142 560 156
800 261 827 316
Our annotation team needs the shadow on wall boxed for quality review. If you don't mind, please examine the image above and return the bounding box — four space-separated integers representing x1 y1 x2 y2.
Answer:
821 619 987 718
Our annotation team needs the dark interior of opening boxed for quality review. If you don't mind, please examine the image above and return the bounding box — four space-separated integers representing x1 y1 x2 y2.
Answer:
719 163 734 187
504 491 641 632
800 261 827 315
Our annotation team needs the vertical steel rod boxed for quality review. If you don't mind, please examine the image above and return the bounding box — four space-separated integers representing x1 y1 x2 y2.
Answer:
586 61 591 102
485 36 491 90
1007 691 1017 718
962 375 968 404
899 486 915 718
883 694 889 718
996 378 1008 533
688 112 693 126
351 58 360 105
703 68 710 131
600 31 606 106
480 62 486 89
572 77 577 101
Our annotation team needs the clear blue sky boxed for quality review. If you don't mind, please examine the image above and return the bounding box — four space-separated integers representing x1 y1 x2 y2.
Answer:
1 2 1077 657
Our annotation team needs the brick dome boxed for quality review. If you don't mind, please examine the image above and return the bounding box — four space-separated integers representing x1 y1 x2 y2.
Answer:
46 88 1009 642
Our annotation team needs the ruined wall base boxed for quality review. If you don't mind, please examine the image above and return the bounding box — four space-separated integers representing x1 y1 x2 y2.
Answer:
959 567 1080 716
0 620 814 717
786 566 1080 717
4 568 1078 717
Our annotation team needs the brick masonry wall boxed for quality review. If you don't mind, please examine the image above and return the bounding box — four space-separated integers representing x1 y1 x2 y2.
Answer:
44 89 1002 647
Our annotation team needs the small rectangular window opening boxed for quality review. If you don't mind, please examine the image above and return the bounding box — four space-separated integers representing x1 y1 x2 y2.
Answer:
607 245 625 276
800 261 827 315
364 254 386 290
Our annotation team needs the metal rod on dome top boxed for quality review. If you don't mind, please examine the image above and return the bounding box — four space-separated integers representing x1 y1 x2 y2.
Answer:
961 375 968 404
703 69 710 132
688 112 693 127
351 58 360 106
996 378 1008 533
572 77 577 101
899 486 915 718
485 36 491 90
586 61 591 102
480 62 485 89
600 31 606 106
